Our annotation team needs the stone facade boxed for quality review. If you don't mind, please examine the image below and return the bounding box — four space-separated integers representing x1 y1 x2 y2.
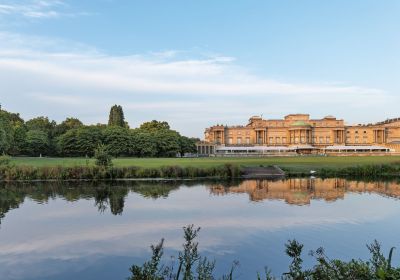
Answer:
200 114 400 154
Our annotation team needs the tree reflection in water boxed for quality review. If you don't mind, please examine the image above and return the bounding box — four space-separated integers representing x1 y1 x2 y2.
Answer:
0 181 184 225
1 178 400 226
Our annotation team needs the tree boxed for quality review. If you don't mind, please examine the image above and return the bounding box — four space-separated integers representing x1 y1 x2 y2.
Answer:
131 130 158 157
57 129 79 156
140 120 170 131
153 129 181 157
102 126 134 157
0 128 9 154
108 105 126 127
0 110 16 154
76 126 104 156
25 117 55 155
57 126 103 157
9 125 27 156
179 136 198 155
54 117 83 136
26 117 56 135
25 130 49 156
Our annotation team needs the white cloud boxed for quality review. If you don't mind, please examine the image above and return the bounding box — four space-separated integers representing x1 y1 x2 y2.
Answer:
0 0 89 19
0 32 397 137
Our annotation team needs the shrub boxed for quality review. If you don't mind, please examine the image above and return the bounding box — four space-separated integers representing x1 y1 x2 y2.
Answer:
0 155 11 167
94 144 113 168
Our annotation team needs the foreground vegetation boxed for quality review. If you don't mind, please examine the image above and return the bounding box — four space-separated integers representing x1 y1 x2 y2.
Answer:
0 155 399 180
130 225 400 280
0 158 241 181
9 156 400 172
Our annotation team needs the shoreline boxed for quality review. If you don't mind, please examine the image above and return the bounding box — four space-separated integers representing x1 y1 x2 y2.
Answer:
0 162 399 182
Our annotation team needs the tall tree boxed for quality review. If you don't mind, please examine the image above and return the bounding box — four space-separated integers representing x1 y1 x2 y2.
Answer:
108 105 126 127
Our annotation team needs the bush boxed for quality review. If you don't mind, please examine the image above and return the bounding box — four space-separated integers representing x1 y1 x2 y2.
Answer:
0 155 11 167
94 144 113 168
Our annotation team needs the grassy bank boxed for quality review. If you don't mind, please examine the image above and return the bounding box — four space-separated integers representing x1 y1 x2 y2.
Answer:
10 156 400 172
0 164 241 181
1 156 399 181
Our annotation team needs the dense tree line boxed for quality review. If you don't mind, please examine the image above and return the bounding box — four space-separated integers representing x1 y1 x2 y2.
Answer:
0 105 198 157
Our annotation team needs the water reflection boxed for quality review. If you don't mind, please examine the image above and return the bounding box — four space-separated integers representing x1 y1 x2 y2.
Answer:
0 180 185 224
208 178 400 205
2 178 400 225
1 178 400 280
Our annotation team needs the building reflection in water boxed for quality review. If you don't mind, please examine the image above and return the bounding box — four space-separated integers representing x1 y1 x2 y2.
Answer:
207 178 400 205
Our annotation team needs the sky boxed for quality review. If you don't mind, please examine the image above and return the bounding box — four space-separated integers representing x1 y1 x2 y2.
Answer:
0 0 399 137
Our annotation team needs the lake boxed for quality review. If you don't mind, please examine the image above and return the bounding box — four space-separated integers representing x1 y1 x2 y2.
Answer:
1 178 400 279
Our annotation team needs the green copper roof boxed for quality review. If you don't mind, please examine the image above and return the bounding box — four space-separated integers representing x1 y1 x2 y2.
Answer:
291 121 311 127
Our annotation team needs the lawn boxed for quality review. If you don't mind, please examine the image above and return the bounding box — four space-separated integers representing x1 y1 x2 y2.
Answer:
9 156 400 172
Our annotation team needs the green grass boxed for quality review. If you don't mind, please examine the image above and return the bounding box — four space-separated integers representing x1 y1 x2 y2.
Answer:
10 156 400 173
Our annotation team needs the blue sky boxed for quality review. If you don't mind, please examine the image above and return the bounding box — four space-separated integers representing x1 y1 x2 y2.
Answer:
0 0 399 137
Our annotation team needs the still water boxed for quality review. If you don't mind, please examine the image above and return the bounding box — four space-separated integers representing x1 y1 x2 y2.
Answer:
1 178 400 279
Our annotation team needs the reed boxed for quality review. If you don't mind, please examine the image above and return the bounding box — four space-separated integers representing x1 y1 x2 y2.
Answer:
0 163 242 181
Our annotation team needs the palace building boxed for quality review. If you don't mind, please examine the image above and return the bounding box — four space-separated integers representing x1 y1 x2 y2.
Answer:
197 114 400 156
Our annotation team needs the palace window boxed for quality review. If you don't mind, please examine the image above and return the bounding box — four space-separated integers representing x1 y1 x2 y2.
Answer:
237 137 242 144
229 132 233 136
269 137 274 144
276 137 281 144
246 137 250 144
319 137 324 143
228 137 233 144
282 137 287 144
355 136 359 143
363 136 367 143
246 132 250 135
238 132 242 135
326 137 330 143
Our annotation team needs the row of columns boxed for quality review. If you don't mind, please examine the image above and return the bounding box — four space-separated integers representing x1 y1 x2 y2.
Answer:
373 129 386 143
255 130 267 144
213 130 225 144
334 130 345 144
197 145 214 155
288 129 312 144
212 128 386 145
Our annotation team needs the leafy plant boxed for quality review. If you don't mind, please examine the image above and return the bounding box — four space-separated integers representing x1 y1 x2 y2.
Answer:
129 228 400 280
94 144 113 168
